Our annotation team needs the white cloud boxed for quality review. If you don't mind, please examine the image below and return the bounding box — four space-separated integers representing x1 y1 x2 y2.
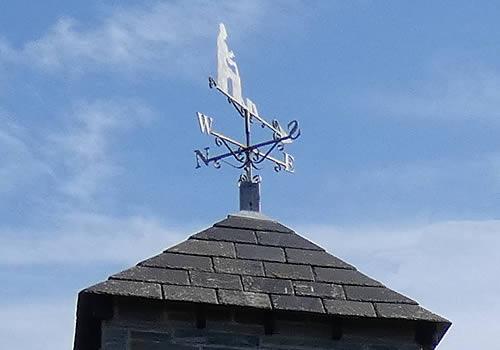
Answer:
0 116 52 193
1 1 270 77
0 211 186 265
49 99 154 201
0 0 301 201
300 220 500 350
370 63 500 121
0 99 154 202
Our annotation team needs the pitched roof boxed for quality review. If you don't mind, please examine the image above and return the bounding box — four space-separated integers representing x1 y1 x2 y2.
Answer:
83 212 449 328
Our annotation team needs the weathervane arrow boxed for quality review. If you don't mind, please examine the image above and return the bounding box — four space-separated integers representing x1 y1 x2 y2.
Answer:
194 23 301 211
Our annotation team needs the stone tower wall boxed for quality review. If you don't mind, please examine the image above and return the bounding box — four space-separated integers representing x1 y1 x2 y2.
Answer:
101 301 421 350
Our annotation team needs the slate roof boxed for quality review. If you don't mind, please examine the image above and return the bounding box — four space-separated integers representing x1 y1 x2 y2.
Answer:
83 212 449 327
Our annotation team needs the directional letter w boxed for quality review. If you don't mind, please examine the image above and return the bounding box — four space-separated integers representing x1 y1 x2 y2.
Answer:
197 112 213 134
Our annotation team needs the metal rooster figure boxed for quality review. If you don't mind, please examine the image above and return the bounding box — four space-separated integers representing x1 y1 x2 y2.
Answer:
194 23 301 211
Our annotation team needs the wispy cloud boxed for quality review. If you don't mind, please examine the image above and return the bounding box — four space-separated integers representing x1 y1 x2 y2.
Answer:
49 99 154 201
301 220 500 350
0 115 52 194
0 211 186 265
0 101 179 349
0 1 271 77
0 99 153 202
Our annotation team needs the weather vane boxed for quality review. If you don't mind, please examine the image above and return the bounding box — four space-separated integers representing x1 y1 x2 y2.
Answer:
194 23 301 212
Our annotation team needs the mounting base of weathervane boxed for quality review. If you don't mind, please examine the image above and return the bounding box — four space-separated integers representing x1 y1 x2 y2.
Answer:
239 180 261 212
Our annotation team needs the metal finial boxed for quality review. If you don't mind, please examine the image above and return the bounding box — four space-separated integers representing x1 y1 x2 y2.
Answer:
194 23 301 212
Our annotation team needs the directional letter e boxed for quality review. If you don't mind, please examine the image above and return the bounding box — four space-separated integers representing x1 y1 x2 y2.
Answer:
284 153 295 173
197 112 213 134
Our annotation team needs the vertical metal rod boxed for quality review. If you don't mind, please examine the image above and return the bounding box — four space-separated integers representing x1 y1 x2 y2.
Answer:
240 107 261 212
244 108 252 180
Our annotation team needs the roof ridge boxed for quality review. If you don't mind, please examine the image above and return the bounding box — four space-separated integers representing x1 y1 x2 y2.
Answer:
229 210 275 221
214 215 294 233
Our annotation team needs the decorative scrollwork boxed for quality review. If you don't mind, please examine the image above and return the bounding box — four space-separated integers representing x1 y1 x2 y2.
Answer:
288 120 301 140
221 159 246 169
208 77 216 89
196 77 301 182
251 150 261 162
250 161 261 170
234 147 246 163
271 120 282 140
239 171 261 183
214 136 246 164
229 100 245 119
239 173 248 182
252 142 280 165
215 136 223 147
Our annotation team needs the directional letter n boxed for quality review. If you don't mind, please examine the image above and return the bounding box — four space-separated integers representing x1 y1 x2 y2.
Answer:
194 147 210 169
197 112 213 134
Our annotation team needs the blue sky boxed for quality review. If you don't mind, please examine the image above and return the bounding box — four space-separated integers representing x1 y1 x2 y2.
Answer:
1 1 499 349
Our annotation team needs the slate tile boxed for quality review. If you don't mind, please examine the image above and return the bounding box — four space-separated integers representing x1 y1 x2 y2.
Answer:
111 266 189 285
256 231 323 251
271 295 324 313
139 253 213 272
85 280 162 299
323 299 376 317
218 289 271 309
167 239 235 258
286 248 354 269
242 276 293 295
163 284 218 304
293 281 345 299
375 303 449 322
314 267 383 286
344 286 417 304
236 243 285 262
215 216 293 233
264 262 314 281
190 271 242 290
191 226 257 243
213 257 264 276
